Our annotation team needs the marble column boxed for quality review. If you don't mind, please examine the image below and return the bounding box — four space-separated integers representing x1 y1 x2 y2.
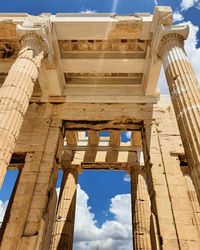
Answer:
0 25 48 186
158 25 200 197
130 166 151 249
51 167 79 250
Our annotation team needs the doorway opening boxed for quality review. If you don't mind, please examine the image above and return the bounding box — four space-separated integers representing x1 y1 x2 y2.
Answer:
73 170 133 250
0 169 19 241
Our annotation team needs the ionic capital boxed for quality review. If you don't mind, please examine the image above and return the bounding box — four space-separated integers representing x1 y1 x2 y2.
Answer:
155 24 189 57
16 16 52 58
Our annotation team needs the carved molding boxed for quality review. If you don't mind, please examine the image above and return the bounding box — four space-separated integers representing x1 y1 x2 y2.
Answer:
108 16 142 39
0 40 20 59
59 39 146 52
65 72 143 78
108 21 142 39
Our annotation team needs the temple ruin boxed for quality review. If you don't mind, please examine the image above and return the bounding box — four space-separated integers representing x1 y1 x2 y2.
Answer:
0 5 200 249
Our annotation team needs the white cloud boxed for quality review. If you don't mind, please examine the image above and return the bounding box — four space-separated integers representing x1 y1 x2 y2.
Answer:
56 187 60 197
73 185 100 243
123 175 130 182
1 186 132 249
81 9 96 13
109 194 131 225
124 131 131 141
153 0 158 4
173 11 184 22
158 67 169 94
180 0 200 10
184 21 200 83
73 185 132 250
0 200 8 224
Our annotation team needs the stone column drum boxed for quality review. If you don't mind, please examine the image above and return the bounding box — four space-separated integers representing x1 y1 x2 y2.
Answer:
158 26 200 197
0 26 48 186
130 167 151 249
51 167 78 250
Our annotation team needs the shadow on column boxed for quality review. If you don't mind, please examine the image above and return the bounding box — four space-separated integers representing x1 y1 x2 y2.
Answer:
56 192 77 250
146 167 162 250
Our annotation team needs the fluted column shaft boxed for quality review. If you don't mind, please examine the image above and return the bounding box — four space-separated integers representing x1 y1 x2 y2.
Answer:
0 34 46 186
51 168 78 250
130 167 151 249
159 35 200 195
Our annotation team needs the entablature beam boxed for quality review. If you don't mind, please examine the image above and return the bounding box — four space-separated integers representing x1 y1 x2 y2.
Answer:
64 145 142 152
64 121 142 131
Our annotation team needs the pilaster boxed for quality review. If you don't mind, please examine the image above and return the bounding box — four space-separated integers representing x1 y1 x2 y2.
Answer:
143 122 180 249
143 106 200 249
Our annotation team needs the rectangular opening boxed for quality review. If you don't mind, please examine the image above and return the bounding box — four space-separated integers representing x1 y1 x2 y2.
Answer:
0 169 19 242
74 170 133 249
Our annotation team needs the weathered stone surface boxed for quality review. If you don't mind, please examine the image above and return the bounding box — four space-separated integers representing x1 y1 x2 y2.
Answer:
0 7 200 250
0 29 47 187
0 113 63 250
51 168 78 250
130 167 152 249
158 32 200 203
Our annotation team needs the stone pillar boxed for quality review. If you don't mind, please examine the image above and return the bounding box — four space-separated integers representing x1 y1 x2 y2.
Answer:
0 114 63 250
157 25 200 197
51 167 79 250
0 23 49 187
130 166 151 250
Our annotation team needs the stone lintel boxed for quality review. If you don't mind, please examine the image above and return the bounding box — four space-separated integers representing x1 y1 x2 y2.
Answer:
143 6 173 95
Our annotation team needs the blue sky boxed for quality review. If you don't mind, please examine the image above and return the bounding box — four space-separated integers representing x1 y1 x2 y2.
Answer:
0 1 200 249
78 170 130 226
2 0 157 14
0 0 199 40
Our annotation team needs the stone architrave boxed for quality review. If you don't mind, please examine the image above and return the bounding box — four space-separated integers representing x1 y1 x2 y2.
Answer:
0 19 50 187
156 24 200 197
51 167 79 250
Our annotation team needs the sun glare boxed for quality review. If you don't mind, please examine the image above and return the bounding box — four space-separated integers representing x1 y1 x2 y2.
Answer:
111 0 120 13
